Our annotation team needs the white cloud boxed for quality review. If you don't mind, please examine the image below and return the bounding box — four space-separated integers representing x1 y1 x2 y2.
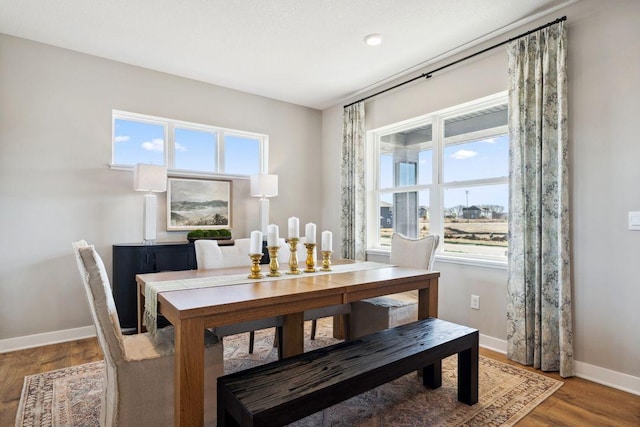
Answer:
114 135 130 143
175 142 187 152
451 149 478 160
141 138 164 152
485 137 498 144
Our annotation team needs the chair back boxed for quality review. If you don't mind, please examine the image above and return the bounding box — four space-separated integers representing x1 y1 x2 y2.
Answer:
196 238 254 269
196 237 312 270
390 233 439 270
72 240 125 364
73 240 123 426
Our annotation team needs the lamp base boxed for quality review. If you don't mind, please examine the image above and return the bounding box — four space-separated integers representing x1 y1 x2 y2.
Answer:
142 193 157 244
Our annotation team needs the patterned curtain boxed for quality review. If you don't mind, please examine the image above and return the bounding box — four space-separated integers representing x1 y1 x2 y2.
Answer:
506 20 574 378
340 102 366 260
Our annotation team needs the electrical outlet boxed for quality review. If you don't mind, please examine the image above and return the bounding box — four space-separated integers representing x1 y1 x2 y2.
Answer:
470 295 480 310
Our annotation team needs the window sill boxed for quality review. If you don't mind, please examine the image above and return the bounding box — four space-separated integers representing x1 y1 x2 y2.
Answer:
108 164 251 180
366 249 507 270
434 254 507 270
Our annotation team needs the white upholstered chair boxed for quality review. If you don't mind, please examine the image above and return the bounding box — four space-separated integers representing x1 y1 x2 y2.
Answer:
195 239 283 354
73 240 223 426
350 233 439 338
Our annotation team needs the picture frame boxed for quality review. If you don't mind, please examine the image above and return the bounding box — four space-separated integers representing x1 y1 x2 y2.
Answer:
166 177 232 231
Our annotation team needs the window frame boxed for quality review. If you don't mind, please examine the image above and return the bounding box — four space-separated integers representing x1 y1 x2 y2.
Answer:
366 92 509 268
111 110 269 178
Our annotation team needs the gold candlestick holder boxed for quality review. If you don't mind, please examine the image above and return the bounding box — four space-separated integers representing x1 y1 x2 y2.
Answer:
304 243 317 273
286 238 302 275
248 253 264 279
267 246 281 277
321 250 333 271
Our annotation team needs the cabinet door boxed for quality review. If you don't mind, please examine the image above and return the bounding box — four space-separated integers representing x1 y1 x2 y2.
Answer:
152 244 195 272
112 245 147 331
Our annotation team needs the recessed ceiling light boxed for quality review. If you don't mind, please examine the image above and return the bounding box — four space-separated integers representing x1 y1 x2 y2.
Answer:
364 33 383 46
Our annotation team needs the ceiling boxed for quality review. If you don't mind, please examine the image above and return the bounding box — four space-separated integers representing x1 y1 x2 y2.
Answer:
0 0 573 110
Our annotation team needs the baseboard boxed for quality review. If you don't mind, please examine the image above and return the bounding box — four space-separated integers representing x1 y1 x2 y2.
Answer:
478 335 640 396
0 326 96 353
480 333 507 354
574 361 640 396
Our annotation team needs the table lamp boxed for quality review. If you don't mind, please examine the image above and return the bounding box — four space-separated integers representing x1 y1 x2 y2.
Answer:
250 174 278 235
134 163 167 245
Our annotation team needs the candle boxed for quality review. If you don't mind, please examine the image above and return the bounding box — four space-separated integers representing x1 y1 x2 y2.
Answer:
305 222 316 244
267 224 279 247
250 230 262 254
322 230 332 251
288 217 299 239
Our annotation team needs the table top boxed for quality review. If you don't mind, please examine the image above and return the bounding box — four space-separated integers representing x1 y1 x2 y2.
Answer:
137 264 440 322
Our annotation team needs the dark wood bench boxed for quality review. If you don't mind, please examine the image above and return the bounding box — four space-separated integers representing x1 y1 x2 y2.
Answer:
217 317 479 426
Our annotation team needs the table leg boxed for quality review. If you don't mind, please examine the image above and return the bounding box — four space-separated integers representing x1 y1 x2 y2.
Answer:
418 277 439 319
281 312 304 358
419 277 440 379
174 317 205 426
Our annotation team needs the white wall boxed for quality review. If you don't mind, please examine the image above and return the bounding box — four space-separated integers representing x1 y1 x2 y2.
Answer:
0 35 323 341
322 0 640 384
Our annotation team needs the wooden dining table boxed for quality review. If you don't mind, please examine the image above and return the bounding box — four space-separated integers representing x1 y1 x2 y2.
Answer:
136 262 440 427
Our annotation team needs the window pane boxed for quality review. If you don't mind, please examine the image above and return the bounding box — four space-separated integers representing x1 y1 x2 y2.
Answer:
443 184 508 257
224 134 260 175
380 124 433 187
443 134 508 182
113 119 165 165
174 127 217 172
379 190 430 247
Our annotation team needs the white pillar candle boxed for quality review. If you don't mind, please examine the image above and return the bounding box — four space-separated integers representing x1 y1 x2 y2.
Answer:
250 230 263 254
288 217 299 239
267 224 279 247
321 230 332 252
305 223 316 244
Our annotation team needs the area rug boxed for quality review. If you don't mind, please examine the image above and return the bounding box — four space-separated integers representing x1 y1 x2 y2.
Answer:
16 320 562 426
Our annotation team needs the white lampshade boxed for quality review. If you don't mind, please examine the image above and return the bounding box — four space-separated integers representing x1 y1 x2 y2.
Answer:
250 174 278 198
134 164 167 192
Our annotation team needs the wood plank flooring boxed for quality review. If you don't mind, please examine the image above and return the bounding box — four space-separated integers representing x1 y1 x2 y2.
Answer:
1 338 638 426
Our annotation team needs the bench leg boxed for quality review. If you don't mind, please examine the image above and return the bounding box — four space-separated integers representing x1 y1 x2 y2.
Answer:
218 405 240 427
422 360 442 389
457 344 479 405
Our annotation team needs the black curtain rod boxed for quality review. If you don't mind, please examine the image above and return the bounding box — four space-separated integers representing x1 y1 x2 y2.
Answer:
344 15 567 109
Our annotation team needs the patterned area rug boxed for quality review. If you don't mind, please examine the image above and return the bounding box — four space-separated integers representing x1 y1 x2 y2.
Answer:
16 319 562 426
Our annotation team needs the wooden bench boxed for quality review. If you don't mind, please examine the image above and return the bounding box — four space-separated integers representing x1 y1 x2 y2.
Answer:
217 317 479 426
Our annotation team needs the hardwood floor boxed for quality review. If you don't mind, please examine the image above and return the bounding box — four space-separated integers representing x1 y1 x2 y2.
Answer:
1 339 638 426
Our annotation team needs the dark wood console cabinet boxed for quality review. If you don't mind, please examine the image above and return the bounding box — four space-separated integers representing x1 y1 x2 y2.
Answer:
112 242 196 332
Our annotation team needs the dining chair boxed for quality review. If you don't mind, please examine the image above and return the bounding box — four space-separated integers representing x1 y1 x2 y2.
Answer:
349 233 439 338
195 239 283 355
72 240 223 426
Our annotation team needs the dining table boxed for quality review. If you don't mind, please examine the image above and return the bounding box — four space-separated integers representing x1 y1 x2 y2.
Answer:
136 261 440 426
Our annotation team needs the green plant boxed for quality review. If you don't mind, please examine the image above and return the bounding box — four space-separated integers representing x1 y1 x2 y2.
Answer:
187 229 205 238
187 229 232 239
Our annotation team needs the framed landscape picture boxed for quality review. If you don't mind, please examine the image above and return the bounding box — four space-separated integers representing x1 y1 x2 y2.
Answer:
167 178 232 230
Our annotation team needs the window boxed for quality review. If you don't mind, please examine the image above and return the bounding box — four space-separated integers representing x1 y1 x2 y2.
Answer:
368 93 508 262
112 111 267 176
